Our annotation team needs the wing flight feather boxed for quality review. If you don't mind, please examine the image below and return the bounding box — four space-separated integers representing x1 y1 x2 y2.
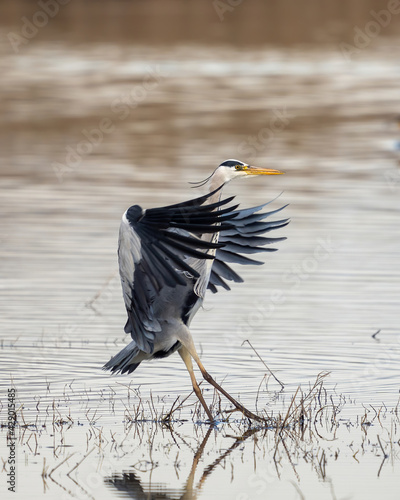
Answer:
118 186 237 353
207 204 289 293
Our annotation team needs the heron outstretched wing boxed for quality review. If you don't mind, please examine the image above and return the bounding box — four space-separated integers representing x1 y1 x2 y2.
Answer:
118 187 238 353
207 202 290 293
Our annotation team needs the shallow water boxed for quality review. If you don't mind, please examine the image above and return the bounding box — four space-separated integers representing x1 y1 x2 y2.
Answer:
1 23 400 500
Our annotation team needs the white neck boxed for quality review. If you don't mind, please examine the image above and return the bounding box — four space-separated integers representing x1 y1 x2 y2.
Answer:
206 168 228 205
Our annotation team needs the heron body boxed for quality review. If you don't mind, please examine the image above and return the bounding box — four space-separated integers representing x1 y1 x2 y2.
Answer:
104 159 288 422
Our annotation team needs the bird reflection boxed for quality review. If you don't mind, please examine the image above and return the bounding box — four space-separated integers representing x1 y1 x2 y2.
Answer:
105 426 259 500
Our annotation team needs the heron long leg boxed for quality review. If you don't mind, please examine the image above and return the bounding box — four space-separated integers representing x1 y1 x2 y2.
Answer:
194 356 264 422
180 342 263 423
179 347 214 422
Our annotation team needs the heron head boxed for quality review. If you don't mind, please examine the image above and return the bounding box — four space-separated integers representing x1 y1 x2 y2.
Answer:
190 159 284 188
217 159 283 181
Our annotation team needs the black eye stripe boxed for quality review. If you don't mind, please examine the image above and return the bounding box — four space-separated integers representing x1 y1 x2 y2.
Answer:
220 160 244 167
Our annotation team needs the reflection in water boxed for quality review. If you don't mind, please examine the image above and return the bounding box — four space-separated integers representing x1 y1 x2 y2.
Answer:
105 426 258 500
3 346 400 500
101 400 398 500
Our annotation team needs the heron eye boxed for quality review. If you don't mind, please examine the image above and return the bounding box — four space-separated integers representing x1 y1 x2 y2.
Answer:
235 165 242 170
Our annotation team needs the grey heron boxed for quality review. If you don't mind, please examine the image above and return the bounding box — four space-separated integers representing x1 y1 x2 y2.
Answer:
103 159 288 422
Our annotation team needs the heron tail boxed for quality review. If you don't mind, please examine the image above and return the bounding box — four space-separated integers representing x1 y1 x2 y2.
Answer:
103 341 142 375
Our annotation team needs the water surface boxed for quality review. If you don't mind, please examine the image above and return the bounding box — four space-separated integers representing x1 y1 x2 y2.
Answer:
1 31 400 500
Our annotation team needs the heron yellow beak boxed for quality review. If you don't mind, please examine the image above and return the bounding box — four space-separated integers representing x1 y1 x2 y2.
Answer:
245 166 284 175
